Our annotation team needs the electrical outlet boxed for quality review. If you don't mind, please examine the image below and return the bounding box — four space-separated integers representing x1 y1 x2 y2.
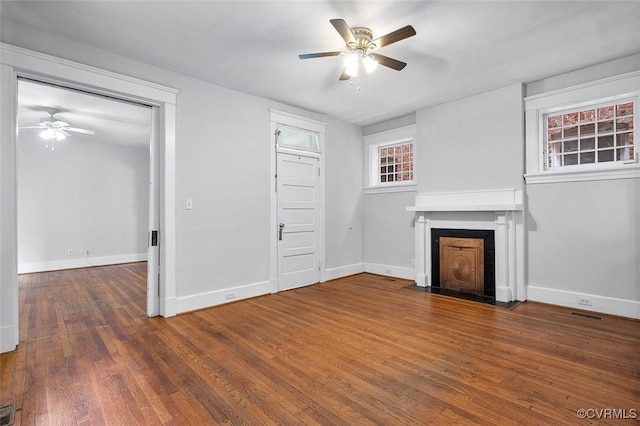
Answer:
225 292 235 300
577 297 593 306
67 249 73 256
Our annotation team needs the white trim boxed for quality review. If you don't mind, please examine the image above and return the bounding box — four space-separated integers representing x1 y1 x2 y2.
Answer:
525 70 640 181
409 189 525 302
524 69 640 110
525 165 640 184
364 183 417 195
408 189 524 212
324 263 365 281
18 253 147 274
177 280 272 314
1 43 179 354
269 110 327 293
527 285 640 320
364 263 415 281
364 125 417 190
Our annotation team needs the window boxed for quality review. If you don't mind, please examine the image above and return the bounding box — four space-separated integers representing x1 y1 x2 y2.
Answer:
277 125 320 152
364 125 416 193
379 142 414 183
545 100 634 169
524 71 640 184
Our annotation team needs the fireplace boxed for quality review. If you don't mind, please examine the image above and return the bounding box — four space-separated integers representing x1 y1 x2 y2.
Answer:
407 189 524 303
431 228 495 297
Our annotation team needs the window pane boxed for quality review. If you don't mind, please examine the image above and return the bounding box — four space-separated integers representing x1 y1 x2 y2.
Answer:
564 153 578 165
598 106 614 120
548 115 563 128
579 123 595 136
617 117 634 131
279 127 319 152
598 149 614 162
580 109 596 123
548 129 562 141
597 135 614 148
617 102 633 117
617 133 633 146
580 138 595 150
564 126 578 138
617 148 632 161
580 152 595 164
598 121 614 133
564 140 578 152
563 112 578 126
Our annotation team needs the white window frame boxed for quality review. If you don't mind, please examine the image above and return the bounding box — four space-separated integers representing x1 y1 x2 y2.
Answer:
364 124 417 194
525 71 640 185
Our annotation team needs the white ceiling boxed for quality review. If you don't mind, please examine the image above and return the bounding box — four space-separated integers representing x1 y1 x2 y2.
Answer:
4 1 640 127
17 80 152 149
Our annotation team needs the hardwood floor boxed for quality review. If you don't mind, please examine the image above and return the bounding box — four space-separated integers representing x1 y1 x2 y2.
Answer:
1 263 639 425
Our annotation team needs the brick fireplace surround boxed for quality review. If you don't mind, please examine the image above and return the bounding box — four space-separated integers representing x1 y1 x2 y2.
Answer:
408 189 525 303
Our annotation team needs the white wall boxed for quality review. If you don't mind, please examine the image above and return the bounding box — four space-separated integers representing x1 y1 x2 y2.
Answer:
1 22 364 316
362 115 417 280
524 59 640 318
416 83 525 194
17 135 149 273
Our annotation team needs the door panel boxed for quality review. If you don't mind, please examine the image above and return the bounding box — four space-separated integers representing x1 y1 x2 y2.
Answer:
277 152 320 291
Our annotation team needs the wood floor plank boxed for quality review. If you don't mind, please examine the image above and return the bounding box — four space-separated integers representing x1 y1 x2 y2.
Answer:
2 265 639 424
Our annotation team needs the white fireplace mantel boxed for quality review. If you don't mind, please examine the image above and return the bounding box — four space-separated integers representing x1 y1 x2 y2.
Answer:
407 188 523 212
407 189 525 303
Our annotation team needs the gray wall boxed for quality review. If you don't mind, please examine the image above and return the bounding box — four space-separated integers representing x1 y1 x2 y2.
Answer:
525 58 640 307
2 21 364 306
17 135 149 271
416 83 524 193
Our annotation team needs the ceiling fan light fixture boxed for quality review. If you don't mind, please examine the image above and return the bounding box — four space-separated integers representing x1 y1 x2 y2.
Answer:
39 128 66 142
39 128 66 151
363 55 378 73
345 53 359 77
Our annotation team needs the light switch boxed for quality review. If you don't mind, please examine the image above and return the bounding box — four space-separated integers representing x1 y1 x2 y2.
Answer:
186 199 193 210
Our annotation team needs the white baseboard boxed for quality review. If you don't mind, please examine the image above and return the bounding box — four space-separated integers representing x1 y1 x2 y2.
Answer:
176 280 271 314
364 263 415 281
18 253 148 274
0 324 17 353
527 285 640 319
324 263 365 281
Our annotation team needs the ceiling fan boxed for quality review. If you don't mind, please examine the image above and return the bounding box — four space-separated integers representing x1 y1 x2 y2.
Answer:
299 19 416 81
21 107 95 150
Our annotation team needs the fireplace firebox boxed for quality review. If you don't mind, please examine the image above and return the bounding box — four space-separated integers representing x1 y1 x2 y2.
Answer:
431 228 495 298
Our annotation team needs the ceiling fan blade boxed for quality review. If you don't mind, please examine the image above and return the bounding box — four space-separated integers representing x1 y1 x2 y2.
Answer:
339 69 351 81
59 129 71 137
19 126 44 129
299 51 343 60
330 18 356 45
65 127 95 135
371 25 416 49
368 53 407 71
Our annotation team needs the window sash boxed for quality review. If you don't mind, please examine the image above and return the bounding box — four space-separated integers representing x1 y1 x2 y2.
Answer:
377 142 414 184
544 99 635 169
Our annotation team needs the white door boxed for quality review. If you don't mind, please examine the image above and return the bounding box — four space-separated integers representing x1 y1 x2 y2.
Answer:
147 106 160 316
277 152 321 291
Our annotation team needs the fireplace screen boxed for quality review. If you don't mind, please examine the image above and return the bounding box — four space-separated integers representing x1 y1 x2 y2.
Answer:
439 237 484 294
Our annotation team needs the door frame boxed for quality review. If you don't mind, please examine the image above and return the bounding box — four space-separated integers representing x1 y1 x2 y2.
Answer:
0 43 179 353
269 109 326 293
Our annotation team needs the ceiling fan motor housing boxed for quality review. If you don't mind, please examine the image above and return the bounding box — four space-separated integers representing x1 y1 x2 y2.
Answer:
350 27 375 55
